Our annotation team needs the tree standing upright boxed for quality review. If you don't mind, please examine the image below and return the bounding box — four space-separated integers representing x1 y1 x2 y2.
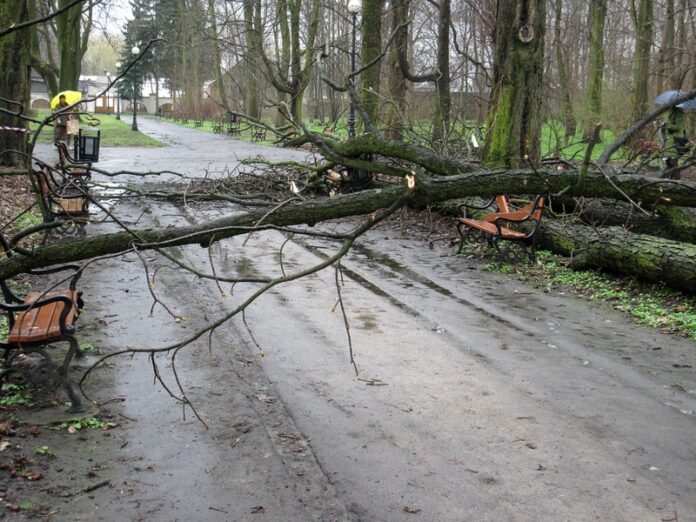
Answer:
29 0 94 95
630 0 653 122
359 0 384 130
482 0 546 168
582 0 606 142
0 0 31 168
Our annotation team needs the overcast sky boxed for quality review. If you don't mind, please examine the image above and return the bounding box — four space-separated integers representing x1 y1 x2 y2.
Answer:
96 0 131 36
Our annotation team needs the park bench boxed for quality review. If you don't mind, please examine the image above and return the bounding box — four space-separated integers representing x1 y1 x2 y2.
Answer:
226 121 241 135
457 194 544 264
55 141 92 180
280 129 299 143
251 127 267 141
630 139 660 159
34 165 89 222
194 120 203 128
0 232 86 411
212 122 224 134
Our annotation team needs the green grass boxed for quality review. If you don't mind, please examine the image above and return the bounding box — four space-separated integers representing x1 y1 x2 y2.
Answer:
29 112 163 147
482 249 696 342
51 416 117 431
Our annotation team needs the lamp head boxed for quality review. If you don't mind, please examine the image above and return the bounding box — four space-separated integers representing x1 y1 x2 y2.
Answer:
347 0 361 14
132 45 140 55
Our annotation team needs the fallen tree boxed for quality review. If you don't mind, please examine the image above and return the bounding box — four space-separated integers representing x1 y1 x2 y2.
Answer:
3 167 696 287
539 221 696 292
552 198 696 244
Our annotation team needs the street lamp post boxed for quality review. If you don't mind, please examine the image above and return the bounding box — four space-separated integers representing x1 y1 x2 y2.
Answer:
131 46 140 131
345 0 371 190
115 61 121 120
103 69 111 114
347 0 361 139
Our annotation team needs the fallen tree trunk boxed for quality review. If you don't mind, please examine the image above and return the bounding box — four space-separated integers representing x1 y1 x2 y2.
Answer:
538 221 696 292
552 198 696 244
3 169 696 280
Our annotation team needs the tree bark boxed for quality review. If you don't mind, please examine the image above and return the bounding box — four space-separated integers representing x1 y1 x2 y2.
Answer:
554 0 575 142
207 0 227 109
5 168 696 280
359 0 384 129
554 198 696 244
630 0 653 123
384 0 408 140
483 0 546 168
0 0 31 168
431 0 451 146
582 0 606 142
55 0 92 91
539 221 696 292
243 0 261 119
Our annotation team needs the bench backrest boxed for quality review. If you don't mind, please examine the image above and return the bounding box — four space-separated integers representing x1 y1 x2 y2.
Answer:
495 195 511 214
483 195 544 223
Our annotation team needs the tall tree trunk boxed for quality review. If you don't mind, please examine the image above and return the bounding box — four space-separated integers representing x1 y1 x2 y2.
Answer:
431 0 451 146
243 0 261 119
359 0 384 130
55 0 92 91
0 0 31 168
582 0 606 142
554 0 575 142
208 0 227 108
672 0 688 90
630 0 653 122
483 0 546 168
384 0 408 140
655 0 675 94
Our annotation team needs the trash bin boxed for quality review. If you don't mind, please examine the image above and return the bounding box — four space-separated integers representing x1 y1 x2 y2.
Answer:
74 129 100 162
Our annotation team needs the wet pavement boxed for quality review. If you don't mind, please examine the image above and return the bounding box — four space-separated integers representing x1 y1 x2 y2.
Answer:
26 117 696 521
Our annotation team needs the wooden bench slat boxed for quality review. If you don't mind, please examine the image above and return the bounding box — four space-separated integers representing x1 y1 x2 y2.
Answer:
7 290 78 343
56 197 87 215
459 218 527 239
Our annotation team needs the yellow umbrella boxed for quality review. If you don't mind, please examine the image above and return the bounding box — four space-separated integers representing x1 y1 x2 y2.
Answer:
50 90 82 109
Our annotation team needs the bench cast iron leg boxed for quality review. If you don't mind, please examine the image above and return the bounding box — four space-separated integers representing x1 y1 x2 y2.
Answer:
60 336 83 412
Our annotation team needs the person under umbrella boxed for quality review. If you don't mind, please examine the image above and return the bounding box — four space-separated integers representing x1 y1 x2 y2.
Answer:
660 107 690 179
653 90 694 180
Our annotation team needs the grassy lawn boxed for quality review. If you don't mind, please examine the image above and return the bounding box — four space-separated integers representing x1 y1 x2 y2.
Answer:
29 112 163 147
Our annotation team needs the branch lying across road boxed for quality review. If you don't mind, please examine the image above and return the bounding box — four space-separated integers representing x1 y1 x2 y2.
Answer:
2 168 696 279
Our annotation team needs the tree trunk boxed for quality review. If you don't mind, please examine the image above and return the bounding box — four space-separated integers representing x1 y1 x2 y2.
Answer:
554 198 696 244
554 0 575 142
483 0 546 168
539 221 696 292
0 0 31 168
384 0 408 140
582 0 606 142
6 167 696 280
56 0 91 91
630 0 653 123
359 0 383 130
431 0 451 146
672 0 688 91
243 0 261 119
655 0 675 94
208 0 227 109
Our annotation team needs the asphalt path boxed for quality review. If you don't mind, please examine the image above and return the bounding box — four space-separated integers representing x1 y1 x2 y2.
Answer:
32 117 696 521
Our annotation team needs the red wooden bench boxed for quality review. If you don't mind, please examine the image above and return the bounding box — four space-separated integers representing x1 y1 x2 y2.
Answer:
34 165 89 222
457 194 545 264
55 141 92 179
0 233 85 411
